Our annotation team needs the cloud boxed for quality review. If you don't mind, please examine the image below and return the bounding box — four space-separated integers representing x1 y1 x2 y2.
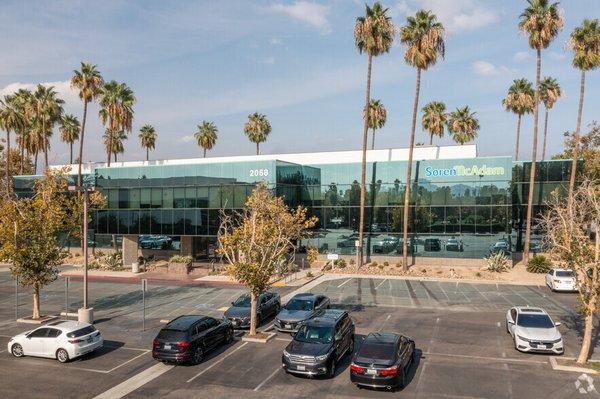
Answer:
178 135 196 144
0 80 80 110
513 51 531 62
270 1 331 33
262 56 276 64
269 38 282 45
471 60 513 76
549 51 567 61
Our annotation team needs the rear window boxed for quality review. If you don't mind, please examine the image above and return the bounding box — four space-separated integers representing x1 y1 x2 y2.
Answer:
357 343 396 361
157 329 187 341
556 271 574 277
66 325 97 338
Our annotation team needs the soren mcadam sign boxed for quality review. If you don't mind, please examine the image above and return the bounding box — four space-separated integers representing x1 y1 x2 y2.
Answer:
425 164 506 178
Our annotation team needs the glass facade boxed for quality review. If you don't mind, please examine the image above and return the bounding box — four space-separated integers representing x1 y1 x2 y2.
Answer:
12 156 575 260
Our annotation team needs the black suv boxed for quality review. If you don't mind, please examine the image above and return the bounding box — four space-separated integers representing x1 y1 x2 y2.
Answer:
224 292 281 329
282 309 355 378
152 315 233 364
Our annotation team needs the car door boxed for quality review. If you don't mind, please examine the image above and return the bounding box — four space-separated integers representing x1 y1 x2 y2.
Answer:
204 318 222 348
546 270 553 286
507 308 518 336
333 321 344 361
43 328 63 358
257 294 267 319
24 328 50 356
193 321 209 349
398 339 410 369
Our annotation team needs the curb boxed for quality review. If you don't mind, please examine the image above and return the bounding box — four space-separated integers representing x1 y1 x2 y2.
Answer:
549 356 600 374
60 272 245 287
17 315 60 325
241 332 276 343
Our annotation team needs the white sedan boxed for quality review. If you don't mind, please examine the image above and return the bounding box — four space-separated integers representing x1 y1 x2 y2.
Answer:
7 320 103 363
506 307 563 354
545 268 577 292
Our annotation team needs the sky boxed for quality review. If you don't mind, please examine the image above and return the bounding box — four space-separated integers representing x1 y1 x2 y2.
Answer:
0 0 599 166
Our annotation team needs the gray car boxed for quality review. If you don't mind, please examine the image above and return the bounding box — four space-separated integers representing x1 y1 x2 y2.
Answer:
224 292 280 329
275 293 330 333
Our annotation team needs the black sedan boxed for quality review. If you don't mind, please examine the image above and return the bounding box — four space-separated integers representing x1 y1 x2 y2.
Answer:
224 292 281 329
152 315 233 364
275 293 330 333
350 332 415 390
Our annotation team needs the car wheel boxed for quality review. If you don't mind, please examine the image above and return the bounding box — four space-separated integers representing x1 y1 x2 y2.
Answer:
193 346 204 364
56 348 69 363
328 358 336 378
11 343 24 358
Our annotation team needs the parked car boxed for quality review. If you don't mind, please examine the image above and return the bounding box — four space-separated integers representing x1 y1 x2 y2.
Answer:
152 315 233 364
445 238 464 252
423 238 441 252
505 307 563 354
275 293 330 333
7 320 103 363
224 292 281 329
545 268 577 292
489 240 511 256
337 238 356 248
282 309 354 377
350 332 415 390
372 236 399 254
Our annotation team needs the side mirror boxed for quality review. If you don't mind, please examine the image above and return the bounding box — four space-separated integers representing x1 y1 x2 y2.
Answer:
508 320 514 325
555 322 562 327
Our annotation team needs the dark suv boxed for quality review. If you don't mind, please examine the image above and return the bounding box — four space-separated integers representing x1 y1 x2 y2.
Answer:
282 309 355 378
152 315 233 364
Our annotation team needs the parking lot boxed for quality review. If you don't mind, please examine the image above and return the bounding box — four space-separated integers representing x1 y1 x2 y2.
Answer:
0 270 597 398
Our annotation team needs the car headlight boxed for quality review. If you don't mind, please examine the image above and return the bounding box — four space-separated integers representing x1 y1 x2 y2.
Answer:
283 350 291 358
315 353 329 361
516 335 530 342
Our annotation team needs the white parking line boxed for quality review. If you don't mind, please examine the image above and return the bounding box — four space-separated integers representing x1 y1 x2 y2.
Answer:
375 279 388 290
275 337 292 342
93 362 173 399
253 367 281 391
106 350 150 373
337 278 353 288
378 314 391 332
186 342 248 383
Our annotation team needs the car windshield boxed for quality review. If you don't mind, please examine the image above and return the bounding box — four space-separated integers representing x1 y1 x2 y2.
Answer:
232 295 251 307
294 325 333 344
517 314 555 328
285 299 313 311
556 271 574 278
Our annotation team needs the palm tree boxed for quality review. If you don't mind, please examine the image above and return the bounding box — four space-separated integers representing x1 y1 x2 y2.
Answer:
0 94 23 194
448 106 480 145
568 19 600 209
59 114 80 164
502 78 535 161
195 121 218 158
138 124 157 161
421 101 447 145
354 2 394 267
13 89 34 174
519 0 563 261
365 99 387 150
71 63 103 186
399 10 445 269
539 76 562 160
244 113 271 155
31 85 64 169
103 129 127 162
98 81 135 166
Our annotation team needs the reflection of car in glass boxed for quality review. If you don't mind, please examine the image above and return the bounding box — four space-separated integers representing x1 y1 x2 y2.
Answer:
490 240 511 256
397 238 417 254
445 238 464 252
337 238 356 248
372 236 399 254
140 235 172 249
423 238 441 252
330 217 343 228
530 240 544 253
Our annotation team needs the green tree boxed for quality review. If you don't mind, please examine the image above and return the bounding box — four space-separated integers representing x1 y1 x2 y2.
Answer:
103 129 127 162
502 78 535 161
71 63 104 187
244 113 271 155
0 148 34 197
421 101 447 145
218 183 317 336
448 107 480 145
13 89 34 175
400 9 445 269
365 99 387 150
98 80 135 166
567 19 600 208
539 76 562 160
553 121 600 180
59 114 80 164
519 0 563 261
31 85 64 169
195 121 218 158
138 124 157 161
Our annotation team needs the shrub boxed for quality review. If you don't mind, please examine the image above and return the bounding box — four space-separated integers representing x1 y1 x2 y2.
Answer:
105 251 123 269
371 261 378 267
421 268 427 273
485 252 510 272
383 261 389 267
306 271 314 278
378 264 384 270
476 272 482 278
334 259 347 268
395 262 402 268
527 254 552 274
169 255 193 264
323 263 332 271
307 246 319 265
349 258 355 266
88 260 101 270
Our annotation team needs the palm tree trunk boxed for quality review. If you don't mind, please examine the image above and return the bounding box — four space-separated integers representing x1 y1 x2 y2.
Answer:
371 128 376 150
34 151 38 175
114 152 117 162
42 118 48 169
146 147 149 162
256 142 259 156
5 131 11 195
403 68 421 271
524 48 541 261
20 143 25 175
203 148 207 158
542 107 549 160
69 142 73 164
429 133 433 145
568 70 586 211
77 100 88 188
358 54 373 269
514 115 522 161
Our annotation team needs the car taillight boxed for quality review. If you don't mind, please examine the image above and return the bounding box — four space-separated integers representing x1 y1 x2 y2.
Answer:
69 338 84 344
152 339 160 346
177 341 191 348
379 366 398 376
350 364 366 374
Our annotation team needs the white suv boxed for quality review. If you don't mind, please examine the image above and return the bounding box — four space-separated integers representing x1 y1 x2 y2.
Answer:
545 268 577 292
506 307 563 354
7 320 103 363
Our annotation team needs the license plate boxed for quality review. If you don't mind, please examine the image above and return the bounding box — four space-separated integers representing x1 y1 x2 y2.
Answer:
285 324 291 329
366 369 377 375
296 365 305 371
164 345 171 350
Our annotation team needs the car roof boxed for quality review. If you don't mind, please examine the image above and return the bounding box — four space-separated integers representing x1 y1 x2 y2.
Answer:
166 315 207 330
516 307 548 315
44 320 92 331
552 268 572 272
309 309 346 324
291 293 318 300
363 332 401 346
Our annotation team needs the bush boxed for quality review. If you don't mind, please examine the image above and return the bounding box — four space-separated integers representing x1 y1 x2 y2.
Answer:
527 254 552 274
378 264 384 270
349 258 355 266
306 271 314 278
383 261 389 267
105 251 123 269
307 246 319 265
476 272 482 278
485 252 510 272
169 255 193 264
334 259 347 268
395 262 402 268
421 268 427 274
323 263 332 271
371 261 378 267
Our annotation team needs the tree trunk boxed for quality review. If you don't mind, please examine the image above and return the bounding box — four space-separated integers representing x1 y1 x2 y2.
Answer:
568 70 586 211
69 142 73 164
371 128 376 150
34 151 38 175
429 133 433 146
43 118 48 169
358 54 373 269
203 148 206 158
256 142 259 156
524 48 541 261
514 114 522 161
107 121 113 167
20 143 25 174
542 107 549 161
249 291 258 336
5 130 10 195
114 152 117 162
402 68 422 270
577 233 598 364
32 283 41 319
146 148 149 162
77 100 88 188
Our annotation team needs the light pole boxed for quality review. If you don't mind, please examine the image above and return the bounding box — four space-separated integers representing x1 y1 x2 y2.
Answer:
68 182 95 324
